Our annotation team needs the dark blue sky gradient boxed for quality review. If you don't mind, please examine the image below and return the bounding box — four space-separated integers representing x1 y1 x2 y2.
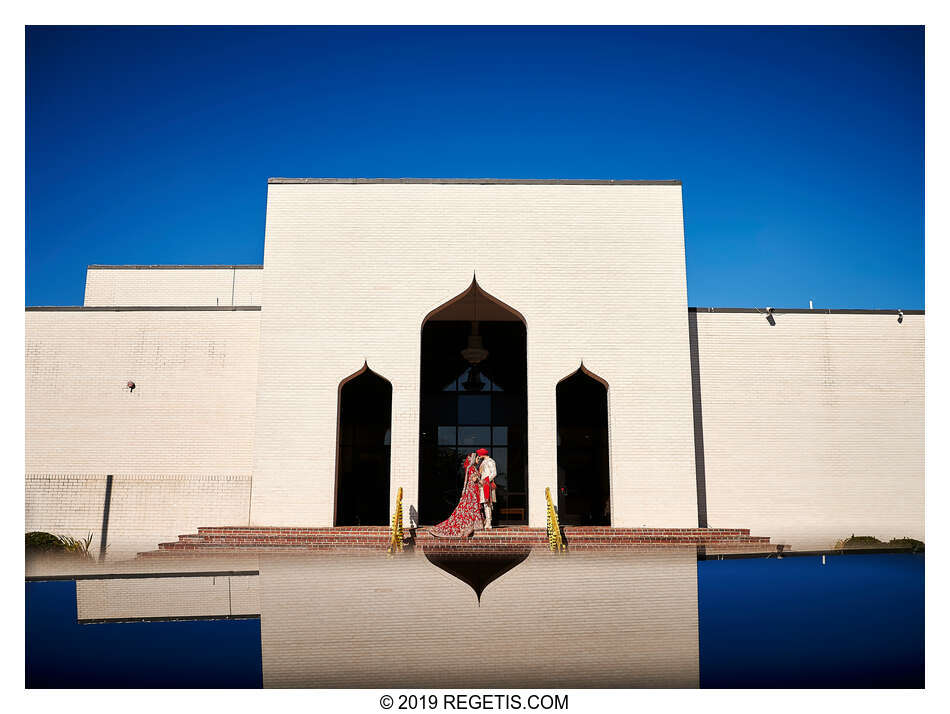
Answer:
26 26 923 308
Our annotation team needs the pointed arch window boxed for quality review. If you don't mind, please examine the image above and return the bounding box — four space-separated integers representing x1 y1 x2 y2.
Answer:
335 366 392 526
556 366 610 526
419 279 528 526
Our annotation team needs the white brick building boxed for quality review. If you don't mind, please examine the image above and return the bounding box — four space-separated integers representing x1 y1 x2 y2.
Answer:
25 179 925 556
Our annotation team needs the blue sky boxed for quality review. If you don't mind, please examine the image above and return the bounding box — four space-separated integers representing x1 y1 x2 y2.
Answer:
26 26 923 308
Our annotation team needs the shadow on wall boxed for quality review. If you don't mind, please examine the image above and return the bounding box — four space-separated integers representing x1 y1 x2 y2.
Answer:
687 312 708 528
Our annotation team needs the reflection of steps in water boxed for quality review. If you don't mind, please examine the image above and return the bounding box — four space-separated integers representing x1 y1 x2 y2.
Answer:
139 526 786 557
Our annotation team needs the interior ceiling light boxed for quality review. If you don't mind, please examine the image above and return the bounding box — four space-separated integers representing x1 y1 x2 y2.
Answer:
461 287 489 366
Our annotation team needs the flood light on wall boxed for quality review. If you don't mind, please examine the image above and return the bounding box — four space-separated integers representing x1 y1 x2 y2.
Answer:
127 380 136 392
898 310 904 324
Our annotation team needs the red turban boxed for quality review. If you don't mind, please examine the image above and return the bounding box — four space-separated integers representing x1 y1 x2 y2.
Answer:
476 448 489 456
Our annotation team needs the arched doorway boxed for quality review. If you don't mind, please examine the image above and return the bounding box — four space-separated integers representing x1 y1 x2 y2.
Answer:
335 366 392 526
556 367 610 526
419 280 528 526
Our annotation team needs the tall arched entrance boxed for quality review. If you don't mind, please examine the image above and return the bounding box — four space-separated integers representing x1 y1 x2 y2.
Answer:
556 366 610 526
419 280 528 526
335 366 392 526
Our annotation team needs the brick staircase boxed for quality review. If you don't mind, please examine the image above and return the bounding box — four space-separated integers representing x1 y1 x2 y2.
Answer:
139 526 784 557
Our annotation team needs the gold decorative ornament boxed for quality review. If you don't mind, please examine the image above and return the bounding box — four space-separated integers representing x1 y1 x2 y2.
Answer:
545 487 565 553
388 487 404 555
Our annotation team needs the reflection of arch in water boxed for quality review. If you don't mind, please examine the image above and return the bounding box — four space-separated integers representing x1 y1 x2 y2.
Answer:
419 278 528 526
334 363 393 526
556 364 611 526
423 551 530 603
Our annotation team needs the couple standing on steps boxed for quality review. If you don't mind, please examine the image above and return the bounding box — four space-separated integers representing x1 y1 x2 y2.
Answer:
427 448 497 538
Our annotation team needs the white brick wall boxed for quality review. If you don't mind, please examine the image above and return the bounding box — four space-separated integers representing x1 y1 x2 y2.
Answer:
26 474 251 559
692 311 924 549
252 182 698 528
106 475 251 557
259 550 698 687
76 574 259 621
26 309 260 557
26 309 260 474
83 266 262 306
25 474 107 547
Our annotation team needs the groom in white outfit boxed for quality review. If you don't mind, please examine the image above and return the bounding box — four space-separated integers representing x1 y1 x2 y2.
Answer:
476 448 497 529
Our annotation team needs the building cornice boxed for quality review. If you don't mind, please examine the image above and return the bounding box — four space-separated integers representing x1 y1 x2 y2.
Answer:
688 307 924 315
87 265 262 270
267 177 682 186
26 306 262 312
25 305 922 315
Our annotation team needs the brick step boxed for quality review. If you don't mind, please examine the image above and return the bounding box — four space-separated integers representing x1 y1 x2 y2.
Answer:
143 525 782 557
164 531 770 547
197 526 394 534
157 539 773 551
163 538 770 551
192 534 396 541
180 534 770 543
561 535 772 542
193 526 753 534
563 528 752 536
160 539 391 548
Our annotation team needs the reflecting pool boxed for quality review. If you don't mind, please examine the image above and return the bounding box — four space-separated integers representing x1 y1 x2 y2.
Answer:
25 551 923 688
698 552 924 688
26 580 262 688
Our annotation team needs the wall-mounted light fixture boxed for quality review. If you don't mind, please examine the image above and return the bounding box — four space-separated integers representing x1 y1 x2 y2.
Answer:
127 380 136 392
897 310 904 324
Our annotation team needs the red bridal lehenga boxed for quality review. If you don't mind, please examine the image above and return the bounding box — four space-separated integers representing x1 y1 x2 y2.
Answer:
427 453 484 538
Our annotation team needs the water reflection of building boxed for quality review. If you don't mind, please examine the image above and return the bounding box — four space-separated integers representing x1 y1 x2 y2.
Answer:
74 551 700 688
25 179 924 555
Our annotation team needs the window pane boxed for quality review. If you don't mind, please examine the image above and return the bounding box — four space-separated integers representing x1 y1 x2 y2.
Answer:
435 447 460 480
492 426 508 446
459 426 491 446
491 393 511 423
493 448 507 478
436 394 456 424
458 395 490 424
437 426 456 445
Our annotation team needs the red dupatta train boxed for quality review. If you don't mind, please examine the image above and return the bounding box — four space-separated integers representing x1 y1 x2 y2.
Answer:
427 453 484 538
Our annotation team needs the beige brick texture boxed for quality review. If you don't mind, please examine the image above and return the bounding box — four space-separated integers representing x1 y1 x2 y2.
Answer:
692 311 924 549
83 266 262 306
258 550 698 687
76 574 259 621
25 309 260 557
251 182 698 529
25 474 108 545
26 309 260 474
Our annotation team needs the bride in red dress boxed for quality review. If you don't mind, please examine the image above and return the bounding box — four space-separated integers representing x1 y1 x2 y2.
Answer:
427 452 484 538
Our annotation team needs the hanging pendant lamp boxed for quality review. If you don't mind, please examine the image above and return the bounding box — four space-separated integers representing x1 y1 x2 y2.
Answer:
461 286 489 391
